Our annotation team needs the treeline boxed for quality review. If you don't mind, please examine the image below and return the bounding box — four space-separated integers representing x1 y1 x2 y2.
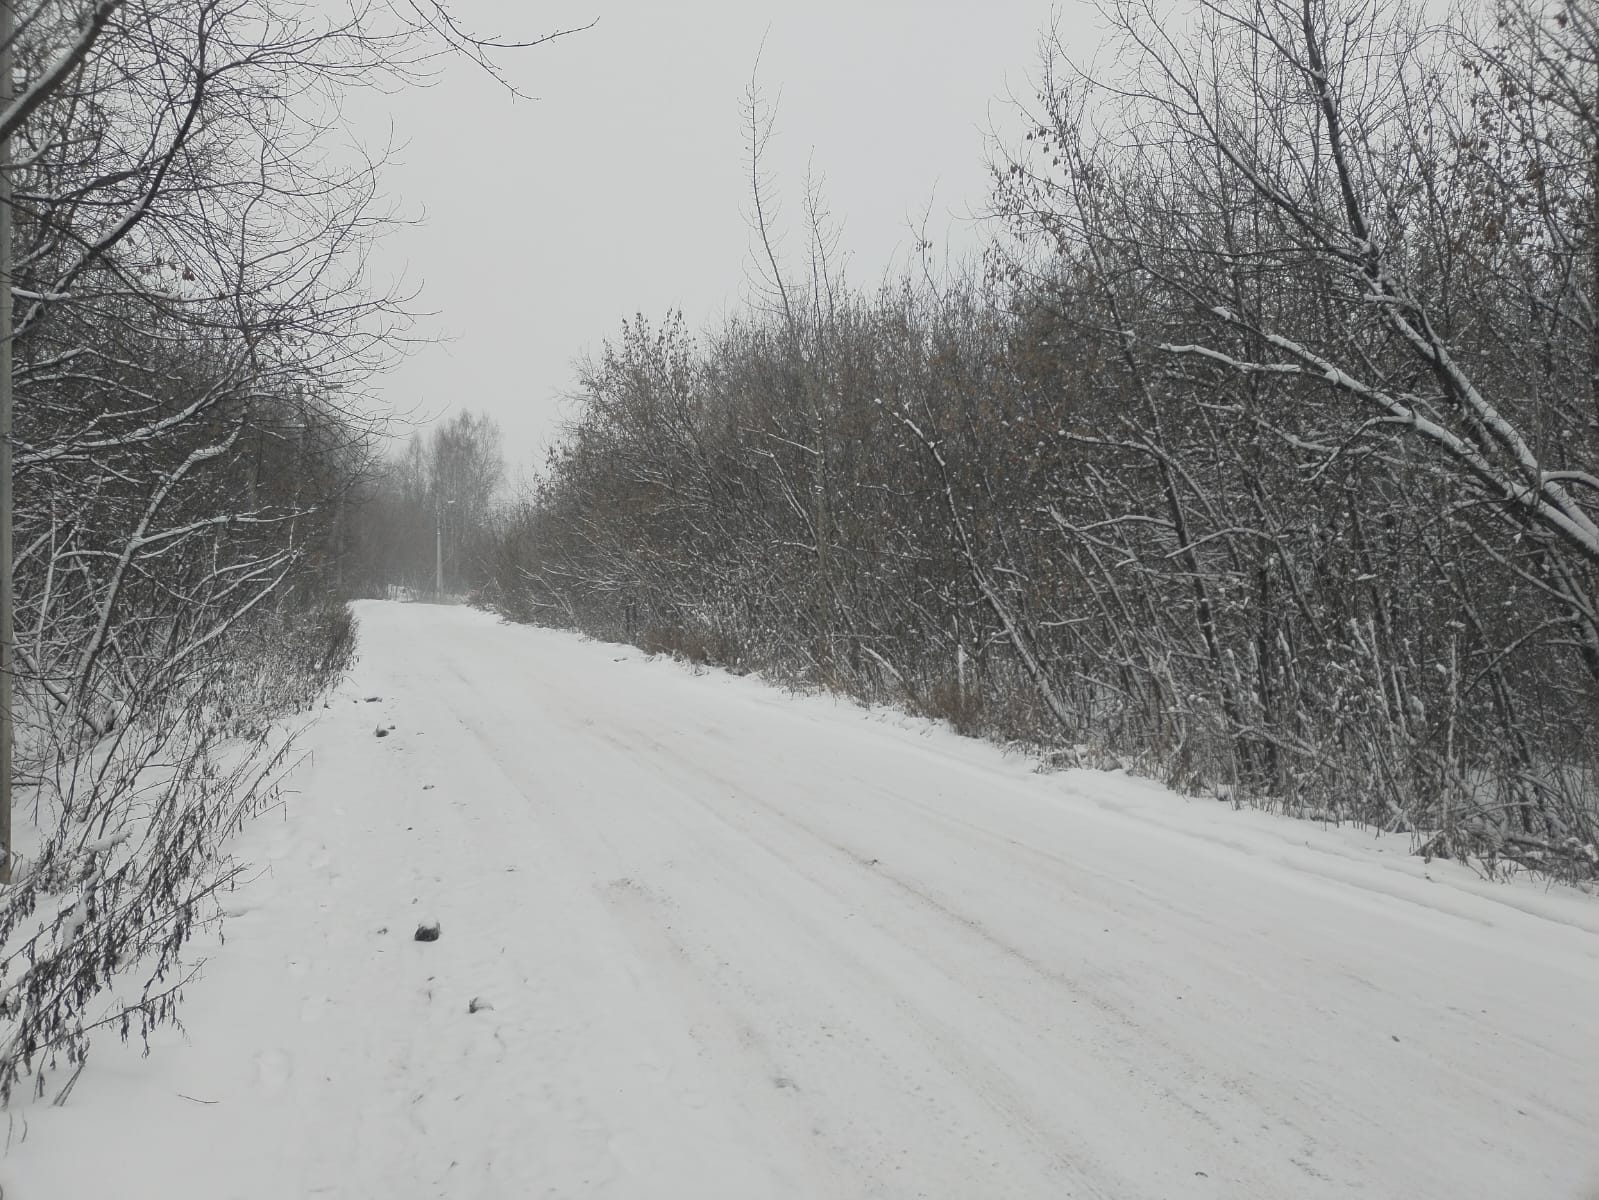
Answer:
344 411 505 600
486 0 1598 880
0 2 544 1102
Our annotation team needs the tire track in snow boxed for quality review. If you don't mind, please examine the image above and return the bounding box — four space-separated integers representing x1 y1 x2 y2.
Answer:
414 608 1596 1199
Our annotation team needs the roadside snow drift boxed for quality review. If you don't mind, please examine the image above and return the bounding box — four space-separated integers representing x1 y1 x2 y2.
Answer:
5 600 1597 1199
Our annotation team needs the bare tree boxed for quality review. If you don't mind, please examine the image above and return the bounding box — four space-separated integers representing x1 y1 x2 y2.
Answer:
0 0 580 1100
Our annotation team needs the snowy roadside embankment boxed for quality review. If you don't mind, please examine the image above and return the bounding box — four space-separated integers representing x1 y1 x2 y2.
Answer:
4 600 1596 1199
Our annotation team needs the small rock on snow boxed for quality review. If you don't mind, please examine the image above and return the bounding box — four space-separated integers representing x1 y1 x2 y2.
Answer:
414 922 441 942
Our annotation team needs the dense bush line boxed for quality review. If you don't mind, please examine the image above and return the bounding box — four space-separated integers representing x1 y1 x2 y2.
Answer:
487 0 1599 882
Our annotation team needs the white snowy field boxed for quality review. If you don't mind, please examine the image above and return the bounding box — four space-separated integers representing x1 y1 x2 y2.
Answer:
4 599 1597 1199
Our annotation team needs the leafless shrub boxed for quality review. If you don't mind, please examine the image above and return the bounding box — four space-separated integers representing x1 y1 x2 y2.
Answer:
0 0 574 1100
484 0 1595 882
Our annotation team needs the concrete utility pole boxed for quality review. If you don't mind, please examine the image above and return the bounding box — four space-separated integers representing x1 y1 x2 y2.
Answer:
434 497 454 599
1 2 16 885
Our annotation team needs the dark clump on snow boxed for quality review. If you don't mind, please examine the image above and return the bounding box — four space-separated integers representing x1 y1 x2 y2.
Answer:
414 921 441 942
468 996 494 1014
374 726 389 737
363 696 382 702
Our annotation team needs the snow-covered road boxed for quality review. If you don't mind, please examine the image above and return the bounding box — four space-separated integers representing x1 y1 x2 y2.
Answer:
8 600 1599 1198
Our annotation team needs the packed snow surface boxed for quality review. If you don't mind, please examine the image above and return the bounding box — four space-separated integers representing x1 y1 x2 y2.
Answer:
5 600 1597 1198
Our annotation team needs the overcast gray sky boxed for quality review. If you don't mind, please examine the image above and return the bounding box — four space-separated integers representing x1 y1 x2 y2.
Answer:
352 1 1096 472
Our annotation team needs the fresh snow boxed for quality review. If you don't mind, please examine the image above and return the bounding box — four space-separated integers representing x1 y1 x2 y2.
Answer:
4 599 1597 1198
